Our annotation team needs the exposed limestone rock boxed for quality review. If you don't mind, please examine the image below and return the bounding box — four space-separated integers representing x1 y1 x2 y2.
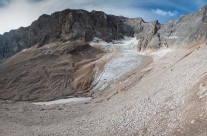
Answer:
147 33 162 50
0 9 135 58
156 5 207 48
1 5 207 58
136 20 161 51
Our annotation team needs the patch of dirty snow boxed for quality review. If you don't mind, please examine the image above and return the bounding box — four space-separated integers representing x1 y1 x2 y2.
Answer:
90 37 173 91
21 49 28 52
33 97 92 106
91 50 143 91
90 37 138 51
168 35 178 39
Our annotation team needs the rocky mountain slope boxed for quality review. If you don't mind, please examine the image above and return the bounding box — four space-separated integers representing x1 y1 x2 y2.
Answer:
0 37 149 101
1 6 207 59
1 4 207 136
1 37 207 136
0 5 207 101
0 42 104 101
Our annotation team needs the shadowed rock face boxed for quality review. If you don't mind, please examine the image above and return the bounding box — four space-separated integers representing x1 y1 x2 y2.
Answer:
0 9 136 58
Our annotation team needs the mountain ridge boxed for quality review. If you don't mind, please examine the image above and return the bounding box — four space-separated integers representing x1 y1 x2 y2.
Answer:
0 9 136 58
0 5 207 59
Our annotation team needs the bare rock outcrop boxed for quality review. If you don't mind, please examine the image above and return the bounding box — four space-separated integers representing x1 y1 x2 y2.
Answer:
134 5 207 50
136 20 161 51
151 5 207 49
0 9 135 58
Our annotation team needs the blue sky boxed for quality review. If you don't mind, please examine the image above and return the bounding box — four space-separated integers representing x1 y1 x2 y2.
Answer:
0 0 206 34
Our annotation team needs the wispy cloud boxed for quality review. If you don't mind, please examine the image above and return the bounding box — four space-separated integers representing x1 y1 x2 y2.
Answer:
0 0 152 34
0 0 206 34
152 9 178 16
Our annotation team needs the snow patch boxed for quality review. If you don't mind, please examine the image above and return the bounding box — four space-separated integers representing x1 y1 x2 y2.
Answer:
33 97 92 106
90 37 138 51
90 37 172 91
168 36 178 39
92 50 142 91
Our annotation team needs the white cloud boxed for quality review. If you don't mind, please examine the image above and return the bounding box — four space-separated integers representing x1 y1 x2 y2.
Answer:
152 9 178 16
0 0 152 34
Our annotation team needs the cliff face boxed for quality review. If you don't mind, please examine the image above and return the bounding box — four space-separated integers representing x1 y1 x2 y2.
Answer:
154 5 207 48
135 5 207 51
1 6 207 58
0 9 135 58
